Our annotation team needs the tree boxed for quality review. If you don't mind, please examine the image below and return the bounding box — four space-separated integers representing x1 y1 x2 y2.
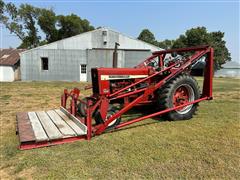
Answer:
139 26 231 69
17 4 41 48
57 14 94 39
172 27 231 69
38 8 58 43
158 39 175 49
208 31 231 69
137 29 158 46
0 0 95 48
0 1 41 48
0 0 5 16
38 12 94 42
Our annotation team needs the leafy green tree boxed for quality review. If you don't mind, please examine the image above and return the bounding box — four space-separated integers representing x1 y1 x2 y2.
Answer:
0 0 95 48
158 39 175 49
208 31 231 69
139 26 231 69
172 27 231 69
38 8 58 43
57 14 94 39
138 29 158 46
0 1 41 48
17 4 41 48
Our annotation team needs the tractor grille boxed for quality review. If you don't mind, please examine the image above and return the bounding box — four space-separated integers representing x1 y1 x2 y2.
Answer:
91 68 99 94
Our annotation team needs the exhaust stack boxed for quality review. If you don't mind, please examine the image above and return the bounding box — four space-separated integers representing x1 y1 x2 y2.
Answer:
113 42 120 68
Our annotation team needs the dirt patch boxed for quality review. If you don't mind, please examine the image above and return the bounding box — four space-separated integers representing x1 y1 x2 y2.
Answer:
0 167 35 179
17 167 35 180
0 168 14 180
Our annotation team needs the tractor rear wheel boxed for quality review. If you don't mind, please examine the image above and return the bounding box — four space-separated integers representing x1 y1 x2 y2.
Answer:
158 74 200 120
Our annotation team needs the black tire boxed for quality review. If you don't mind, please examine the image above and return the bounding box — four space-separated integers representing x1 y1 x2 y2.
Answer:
77 97 97 117
94 107 121 129
158 74 200 120
77 97 88 117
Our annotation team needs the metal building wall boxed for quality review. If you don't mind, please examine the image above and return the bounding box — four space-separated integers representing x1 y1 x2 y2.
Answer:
21 48 152 82
124 51 152 67
21 49 87 81
86 49 151 81
87 49 117 81
0 66 15 82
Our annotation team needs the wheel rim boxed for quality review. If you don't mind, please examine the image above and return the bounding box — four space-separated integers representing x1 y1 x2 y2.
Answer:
106 112 118 127
173 84 195 114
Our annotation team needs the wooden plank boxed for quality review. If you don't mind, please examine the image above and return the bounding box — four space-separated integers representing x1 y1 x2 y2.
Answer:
46 110 76 137
28 112 48 142
60 107 87 133
36 111 63 140
55 109 86 136
17 112 35 143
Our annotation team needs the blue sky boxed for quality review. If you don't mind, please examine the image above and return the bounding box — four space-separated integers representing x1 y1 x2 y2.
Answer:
1 0 239 62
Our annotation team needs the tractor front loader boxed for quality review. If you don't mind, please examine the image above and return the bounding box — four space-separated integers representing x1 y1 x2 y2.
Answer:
16 45 213 150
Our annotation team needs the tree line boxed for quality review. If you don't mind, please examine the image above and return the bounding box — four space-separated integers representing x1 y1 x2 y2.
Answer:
0 0 94 48
138 28 231 70
0 0 231 69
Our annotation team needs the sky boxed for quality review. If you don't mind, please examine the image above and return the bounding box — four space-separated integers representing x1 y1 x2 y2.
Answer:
0 0 239 62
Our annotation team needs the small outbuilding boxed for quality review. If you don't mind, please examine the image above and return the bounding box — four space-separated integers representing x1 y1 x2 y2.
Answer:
20 27 161 82
0 49 25 82
215 61 240 78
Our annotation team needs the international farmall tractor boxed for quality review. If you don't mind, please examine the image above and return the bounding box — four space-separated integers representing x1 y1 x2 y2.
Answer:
16 45 213 150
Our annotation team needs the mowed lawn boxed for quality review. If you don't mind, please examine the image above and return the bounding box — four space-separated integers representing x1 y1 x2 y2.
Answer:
0 78 239 179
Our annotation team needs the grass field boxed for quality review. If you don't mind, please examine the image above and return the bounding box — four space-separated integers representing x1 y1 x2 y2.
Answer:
0 78 239 179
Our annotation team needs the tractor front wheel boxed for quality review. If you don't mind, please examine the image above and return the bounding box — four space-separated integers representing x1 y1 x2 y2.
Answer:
158 74 200 120
94 107 121 129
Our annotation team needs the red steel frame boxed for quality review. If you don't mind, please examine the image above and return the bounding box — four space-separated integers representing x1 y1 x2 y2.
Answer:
19 136 86 150
61 45 214 140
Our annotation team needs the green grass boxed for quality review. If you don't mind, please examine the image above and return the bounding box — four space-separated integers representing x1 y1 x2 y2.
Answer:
0 78 239 179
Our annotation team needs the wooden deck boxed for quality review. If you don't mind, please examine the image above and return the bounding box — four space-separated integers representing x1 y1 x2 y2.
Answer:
16 108 87 147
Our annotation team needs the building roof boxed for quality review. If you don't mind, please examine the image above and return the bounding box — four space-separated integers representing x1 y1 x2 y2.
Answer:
21 27 161 54
0 49 26 66
221 61 240 69
104 27 161 50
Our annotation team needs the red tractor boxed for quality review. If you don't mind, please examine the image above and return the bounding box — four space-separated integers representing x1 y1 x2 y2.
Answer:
16 45 213 150
62 45 213 138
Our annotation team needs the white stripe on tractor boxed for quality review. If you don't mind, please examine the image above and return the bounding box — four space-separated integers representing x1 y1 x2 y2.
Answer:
101 75 148 80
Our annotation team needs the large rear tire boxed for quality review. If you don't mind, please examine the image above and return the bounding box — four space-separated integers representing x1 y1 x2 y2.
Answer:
158 74 200 120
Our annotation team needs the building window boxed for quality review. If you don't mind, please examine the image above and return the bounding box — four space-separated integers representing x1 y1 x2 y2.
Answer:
81 64 87 74
102 30 107 36
41 57 48 70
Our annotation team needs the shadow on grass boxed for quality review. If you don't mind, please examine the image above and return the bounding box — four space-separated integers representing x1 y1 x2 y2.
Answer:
122 105 164 120
105 120 164 134
105 105 167 134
